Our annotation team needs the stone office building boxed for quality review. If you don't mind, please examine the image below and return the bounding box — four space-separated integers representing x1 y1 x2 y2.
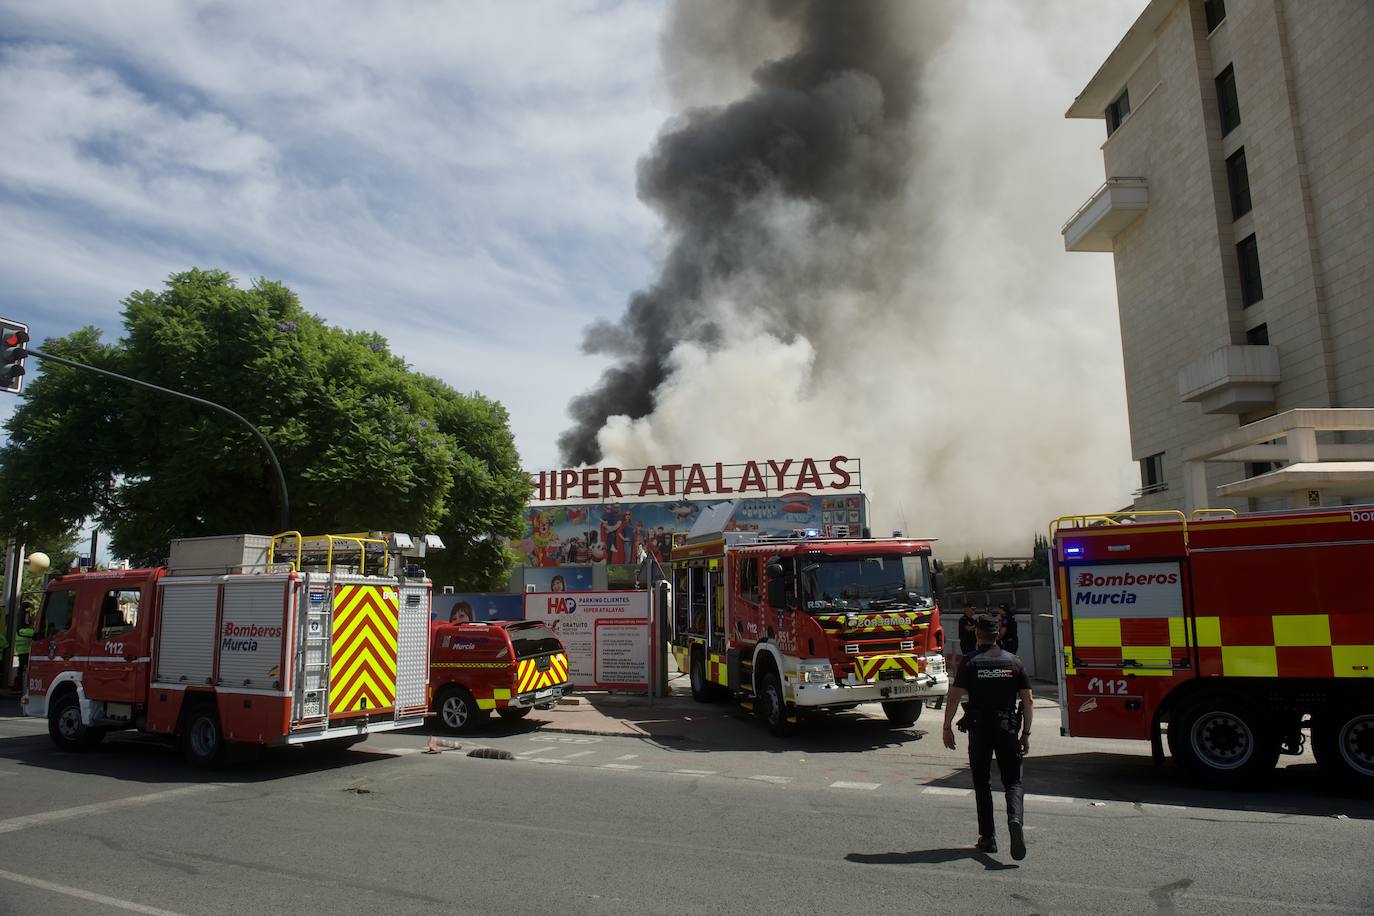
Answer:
1062 0 1374 512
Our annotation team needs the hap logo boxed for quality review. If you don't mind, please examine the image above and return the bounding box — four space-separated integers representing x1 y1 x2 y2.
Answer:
548 596 577 614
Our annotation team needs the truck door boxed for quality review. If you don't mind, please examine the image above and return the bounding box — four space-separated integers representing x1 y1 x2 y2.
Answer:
83 582 152 707
29 584 79 697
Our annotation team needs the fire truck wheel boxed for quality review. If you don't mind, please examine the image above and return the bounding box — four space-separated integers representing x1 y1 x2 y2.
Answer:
181 705 226 768
47 691 104 752
1168 694 1278 787
435 687 487 734
756 668 796 737
497 706 532 721
882 700 923 727
1313 705 1374 791
690 652 712 703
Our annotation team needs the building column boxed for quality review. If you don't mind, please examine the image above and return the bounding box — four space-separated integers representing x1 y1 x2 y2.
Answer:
1286 426 1319 463
1183 460 1209 514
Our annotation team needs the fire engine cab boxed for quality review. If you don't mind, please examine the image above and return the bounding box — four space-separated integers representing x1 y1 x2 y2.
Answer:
1051 507 1374 790
23 532 433 766
670 524 947 735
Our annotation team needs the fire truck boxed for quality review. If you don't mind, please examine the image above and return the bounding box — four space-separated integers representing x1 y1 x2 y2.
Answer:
430 620 571 733
1051 507 1374 790
669 526 947 735
22 532 434 766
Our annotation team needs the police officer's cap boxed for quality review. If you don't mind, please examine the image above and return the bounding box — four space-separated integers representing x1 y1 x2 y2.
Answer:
975 614 1000 635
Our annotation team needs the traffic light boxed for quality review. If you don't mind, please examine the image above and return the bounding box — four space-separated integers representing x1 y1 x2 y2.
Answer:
1 318 29 394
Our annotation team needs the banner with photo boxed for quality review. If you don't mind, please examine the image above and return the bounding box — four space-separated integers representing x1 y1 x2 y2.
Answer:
513 495 867 567
433 593 524 624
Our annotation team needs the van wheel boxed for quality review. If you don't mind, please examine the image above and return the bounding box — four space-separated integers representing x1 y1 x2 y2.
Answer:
181 705 226 768
1168 693 1277 787
48 691 104 752
497 706 532 721
435 687 487 734
1314 705 1374 792
756 668 796 737
882 700 923 727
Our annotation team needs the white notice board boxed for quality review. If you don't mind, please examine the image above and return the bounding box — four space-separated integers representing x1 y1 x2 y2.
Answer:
524 591 650 690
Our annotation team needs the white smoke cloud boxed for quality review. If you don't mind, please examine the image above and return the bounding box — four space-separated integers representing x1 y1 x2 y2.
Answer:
592 1 1141 557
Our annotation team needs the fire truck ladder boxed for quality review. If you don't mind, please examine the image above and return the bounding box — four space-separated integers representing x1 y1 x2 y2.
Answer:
270 531 391 575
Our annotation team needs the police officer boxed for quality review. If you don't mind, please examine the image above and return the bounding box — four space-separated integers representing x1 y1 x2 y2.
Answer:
997 602 1020 655
956 601 978 657
941 613 1032 860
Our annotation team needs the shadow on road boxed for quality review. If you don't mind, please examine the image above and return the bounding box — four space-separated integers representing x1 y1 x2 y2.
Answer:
0 728 415 785
926 750 1374 820
847 847 1019 871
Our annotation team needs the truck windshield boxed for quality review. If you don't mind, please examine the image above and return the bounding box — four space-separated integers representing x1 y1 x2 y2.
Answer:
802 555 932 611
507 624 563 659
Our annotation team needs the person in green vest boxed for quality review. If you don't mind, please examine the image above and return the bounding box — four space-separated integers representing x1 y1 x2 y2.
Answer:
13 610 33 693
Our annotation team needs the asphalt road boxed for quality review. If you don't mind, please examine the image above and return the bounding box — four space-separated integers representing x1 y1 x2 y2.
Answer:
1 699 1371 916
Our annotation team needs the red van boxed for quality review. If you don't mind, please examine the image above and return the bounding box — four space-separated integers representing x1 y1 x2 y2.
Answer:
430 621 571 733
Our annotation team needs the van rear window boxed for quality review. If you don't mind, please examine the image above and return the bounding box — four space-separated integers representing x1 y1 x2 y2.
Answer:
508 624 562 658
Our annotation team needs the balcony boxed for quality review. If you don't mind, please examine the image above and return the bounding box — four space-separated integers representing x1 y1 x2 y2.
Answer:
1177 345 1280 414
1062 177 1148 252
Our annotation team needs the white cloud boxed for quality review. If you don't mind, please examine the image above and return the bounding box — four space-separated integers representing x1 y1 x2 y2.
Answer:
0 0 669 466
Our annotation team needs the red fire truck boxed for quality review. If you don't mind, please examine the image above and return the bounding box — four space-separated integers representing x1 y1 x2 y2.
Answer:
670 528 947 735
22 532 431 766
1051 507 1374 789
430 620 571 733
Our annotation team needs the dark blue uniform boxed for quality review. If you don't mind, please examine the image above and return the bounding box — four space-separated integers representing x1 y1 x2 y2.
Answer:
954 645 1029 839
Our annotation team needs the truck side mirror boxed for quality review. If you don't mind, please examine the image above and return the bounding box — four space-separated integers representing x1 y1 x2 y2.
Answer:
766 561 785 580
932 571 946 596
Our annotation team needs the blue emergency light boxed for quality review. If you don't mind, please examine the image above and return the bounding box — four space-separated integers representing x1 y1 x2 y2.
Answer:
1064 545 1084 557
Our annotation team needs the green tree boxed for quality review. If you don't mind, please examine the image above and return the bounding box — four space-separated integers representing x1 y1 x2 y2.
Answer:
0 269 529 589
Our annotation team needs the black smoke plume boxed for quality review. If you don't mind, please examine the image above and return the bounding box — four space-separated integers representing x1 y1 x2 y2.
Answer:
558 0 932 465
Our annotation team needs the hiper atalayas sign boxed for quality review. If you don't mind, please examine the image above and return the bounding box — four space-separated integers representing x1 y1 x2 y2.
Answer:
524 591 649 690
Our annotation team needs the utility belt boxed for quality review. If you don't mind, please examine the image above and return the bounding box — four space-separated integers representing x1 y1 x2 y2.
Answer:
955 703 1022 736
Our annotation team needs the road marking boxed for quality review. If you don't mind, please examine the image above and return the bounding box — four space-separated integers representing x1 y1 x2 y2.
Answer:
921 786 972 797
561 750 596 759
531 735 600 744
600 763 641 770
675 769 716 776
514 747 554 759
531 758 569 765
0 785 220 835
384 747 424 756
829 781 880 790
749 775 791 785
0 869 186 916
615 754 639 760
1026 793 1076 805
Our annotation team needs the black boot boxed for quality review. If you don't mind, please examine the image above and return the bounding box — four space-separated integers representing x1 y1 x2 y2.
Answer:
974 835 998 853
1009 822 1026 861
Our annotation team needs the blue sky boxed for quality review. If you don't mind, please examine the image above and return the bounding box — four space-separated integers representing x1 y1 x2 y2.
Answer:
0 1 1148 553
0 0 670 467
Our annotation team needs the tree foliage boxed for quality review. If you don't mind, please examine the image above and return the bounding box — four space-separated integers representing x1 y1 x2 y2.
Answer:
0 269 530 589
944 533 1050 591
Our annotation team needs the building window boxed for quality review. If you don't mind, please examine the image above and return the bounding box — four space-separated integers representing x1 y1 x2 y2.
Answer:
1139 452 1166 495
1237 234 1264 306
1245 323 1269 345
1106 88 1131 136
1245 461 1278 479
1217 65 1241 135
1204 0 1227 33
1226 147 1252 219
